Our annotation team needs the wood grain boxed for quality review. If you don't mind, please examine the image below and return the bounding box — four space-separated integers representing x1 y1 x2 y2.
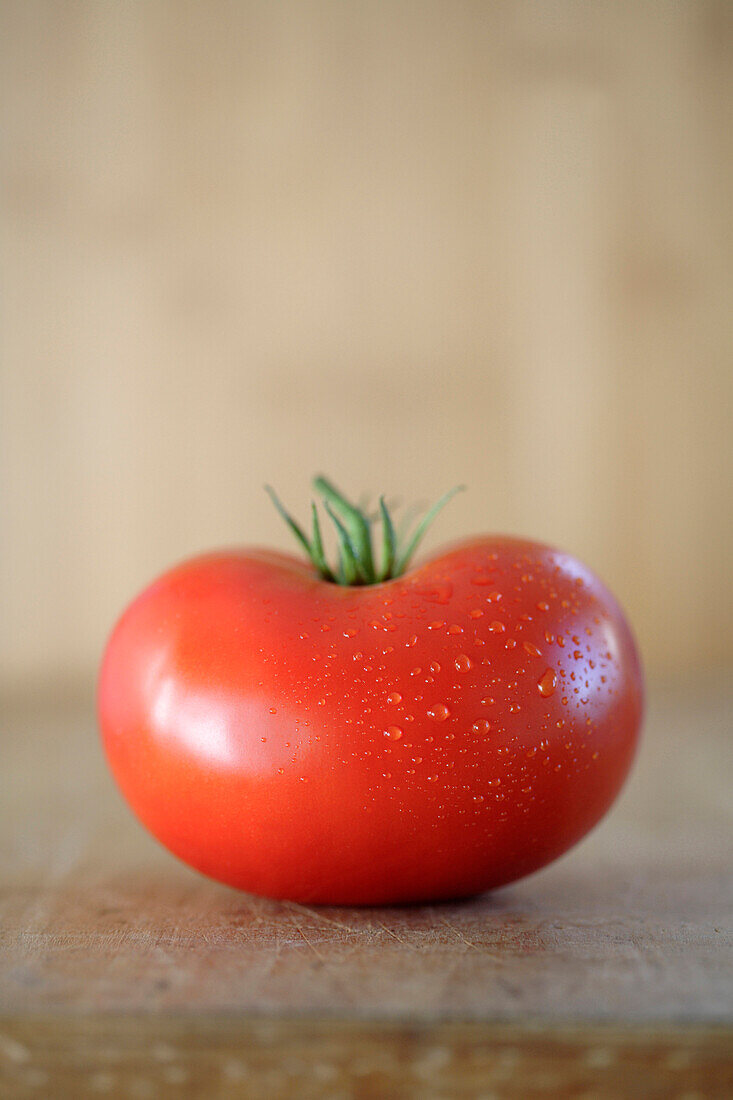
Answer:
1 683 732 1096
2 1018 733 1099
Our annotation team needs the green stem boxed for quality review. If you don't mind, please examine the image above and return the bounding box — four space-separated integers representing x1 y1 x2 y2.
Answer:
378 496 397 581
310 503 335 582
394 485 465 575
265 477 464 586
323 501 364 584
313 476 376 583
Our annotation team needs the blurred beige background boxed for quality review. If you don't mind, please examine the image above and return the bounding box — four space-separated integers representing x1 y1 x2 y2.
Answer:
1 0 731 693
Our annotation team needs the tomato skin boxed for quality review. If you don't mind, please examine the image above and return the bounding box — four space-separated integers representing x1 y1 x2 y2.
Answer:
98 538 643 905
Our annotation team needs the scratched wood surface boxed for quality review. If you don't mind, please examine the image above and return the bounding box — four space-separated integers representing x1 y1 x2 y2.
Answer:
1 682 732 1097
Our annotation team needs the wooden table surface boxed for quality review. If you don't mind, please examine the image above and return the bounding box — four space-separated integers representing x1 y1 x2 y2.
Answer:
1 682 732 1098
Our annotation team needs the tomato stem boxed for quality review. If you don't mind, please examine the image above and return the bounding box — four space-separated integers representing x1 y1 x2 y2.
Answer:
378 496 397 581
266 478 464 586
309 503 335 582
393 486 465 576
314 476 376 583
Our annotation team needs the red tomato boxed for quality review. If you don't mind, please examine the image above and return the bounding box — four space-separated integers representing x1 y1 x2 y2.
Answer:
98 536 643 905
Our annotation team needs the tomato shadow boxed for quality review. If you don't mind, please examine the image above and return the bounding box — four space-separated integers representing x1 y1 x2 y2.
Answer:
87 853 725 937
85 863 513 931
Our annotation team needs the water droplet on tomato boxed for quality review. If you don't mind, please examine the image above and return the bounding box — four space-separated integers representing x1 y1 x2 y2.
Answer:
427 703 450 721
472 719 491 734
489 620 505 633
429 621 445 630
523 641 542 658
387 692 402 705
454 654 473 672
384 726 403 740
